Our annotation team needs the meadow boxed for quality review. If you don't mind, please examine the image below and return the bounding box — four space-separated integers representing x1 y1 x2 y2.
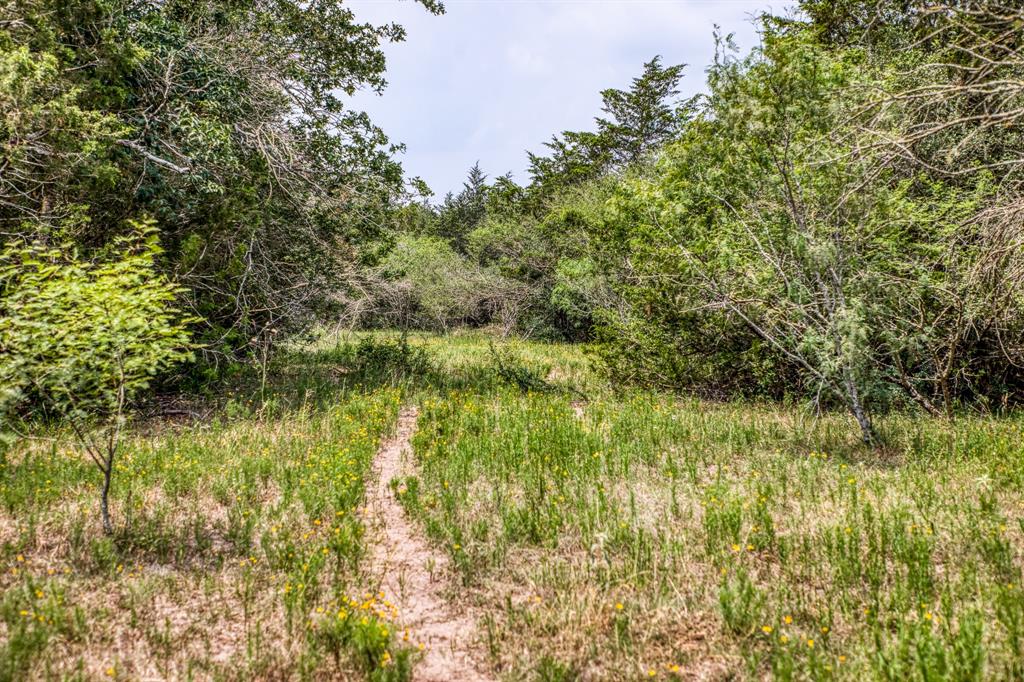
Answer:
2 331 1023 681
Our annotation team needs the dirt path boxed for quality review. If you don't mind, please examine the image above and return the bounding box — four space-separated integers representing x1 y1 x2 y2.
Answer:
367 405 494 682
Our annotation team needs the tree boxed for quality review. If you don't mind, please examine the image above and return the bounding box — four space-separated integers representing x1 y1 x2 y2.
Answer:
595 56 688 166
527 131 613 198
592 25 1021 443
599 33 895 443
797 0 917 50
527 57 688 198
435 162 489 252
0 222 193 533
848 0 1024 416
369 234 526 333
0 0 444 368
853 2 1023 181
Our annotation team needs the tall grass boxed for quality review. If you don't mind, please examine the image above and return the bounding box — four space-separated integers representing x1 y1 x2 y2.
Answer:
397 380 1024 680
1 381 412 680
3 331 1022 680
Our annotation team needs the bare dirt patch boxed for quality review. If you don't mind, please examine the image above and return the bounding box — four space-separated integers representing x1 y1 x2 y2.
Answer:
366 406 494 682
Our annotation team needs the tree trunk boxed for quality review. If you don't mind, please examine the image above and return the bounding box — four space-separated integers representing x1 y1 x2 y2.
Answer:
100 465 113 535
843 370 878 447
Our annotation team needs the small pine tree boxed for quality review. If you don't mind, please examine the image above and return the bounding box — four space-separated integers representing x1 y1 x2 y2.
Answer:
527 57 689 194
435 162 490 253
596 56 688 166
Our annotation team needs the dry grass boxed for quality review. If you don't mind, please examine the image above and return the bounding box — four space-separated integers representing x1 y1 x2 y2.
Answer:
1 388 413 681
392 347 1024 681
5 333 1024 681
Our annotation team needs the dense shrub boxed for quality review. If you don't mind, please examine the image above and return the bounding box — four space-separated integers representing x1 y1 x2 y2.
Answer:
0 0 440 371
589 13 1024 441
0 223 193 530
365 235 527 333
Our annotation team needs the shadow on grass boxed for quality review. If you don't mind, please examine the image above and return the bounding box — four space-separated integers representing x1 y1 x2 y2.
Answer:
268 335 576 409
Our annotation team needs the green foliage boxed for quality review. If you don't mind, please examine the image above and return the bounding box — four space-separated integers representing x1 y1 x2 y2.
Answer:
434 163 490 253
487 342 555 394
549 258 604 333
0 221 193 426
719 569 766 637
797 0 917 49
345 336 434 386
594 56 690 167
588 18 1024 437
371 234 526 333
311 607 413 681
1 0 442 368
0 220 193 529
373 59 685 341
527 56 689 197
379 235 485 330
353 3 1024 438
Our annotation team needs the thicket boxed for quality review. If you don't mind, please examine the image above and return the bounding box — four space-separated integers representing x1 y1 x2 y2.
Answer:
355 56 686 339
591 2 1024 442
1 0 441 372
364 1 1024 442
4 0 1024 448
1 0 441 527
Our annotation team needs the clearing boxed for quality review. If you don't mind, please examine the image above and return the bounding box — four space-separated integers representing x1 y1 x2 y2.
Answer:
2 332 1023 681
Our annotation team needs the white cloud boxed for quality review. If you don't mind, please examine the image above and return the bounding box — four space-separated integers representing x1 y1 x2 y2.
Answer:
347 0 774 196
506 42 550 75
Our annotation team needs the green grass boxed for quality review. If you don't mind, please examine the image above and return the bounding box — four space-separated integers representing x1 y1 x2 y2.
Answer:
3 331 1023 680
389 340 1024 681
1 383 412 681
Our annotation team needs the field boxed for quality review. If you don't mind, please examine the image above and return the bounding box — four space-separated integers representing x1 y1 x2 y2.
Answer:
2 332 1024 681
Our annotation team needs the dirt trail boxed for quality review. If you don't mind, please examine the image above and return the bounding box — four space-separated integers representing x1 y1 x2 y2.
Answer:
367 406 493 682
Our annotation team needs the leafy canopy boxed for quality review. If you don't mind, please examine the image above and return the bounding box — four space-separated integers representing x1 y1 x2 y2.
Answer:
0 221 193 433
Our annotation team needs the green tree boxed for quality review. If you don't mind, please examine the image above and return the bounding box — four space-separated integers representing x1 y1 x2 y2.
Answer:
797 0 916 49
588 8 1024 440
373 234 525 333
0 222 193 533
527 57 688 198
1 0 443 367
595 56 688 166
435 162 490 252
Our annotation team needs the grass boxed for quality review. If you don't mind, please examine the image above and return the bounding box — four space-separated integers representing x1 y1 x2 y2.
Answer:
1 382 413 681
386 335 1024 681
3 330 1024 680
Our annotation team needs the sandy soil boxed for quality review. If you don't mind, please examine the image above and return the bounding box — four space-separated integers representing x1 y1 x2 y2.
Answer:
366 406 494 682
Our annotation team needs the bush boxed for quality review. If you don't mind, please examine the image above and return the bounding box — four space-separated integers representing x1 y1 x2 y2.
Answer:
369 235 527 334
351 336 433 383
0 222 193 532
487 343 554 394
589 27 1024 443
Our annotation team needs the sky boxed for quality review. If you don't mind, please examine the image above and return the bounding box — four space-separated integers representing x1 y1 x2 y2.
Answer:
347 0 780 197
